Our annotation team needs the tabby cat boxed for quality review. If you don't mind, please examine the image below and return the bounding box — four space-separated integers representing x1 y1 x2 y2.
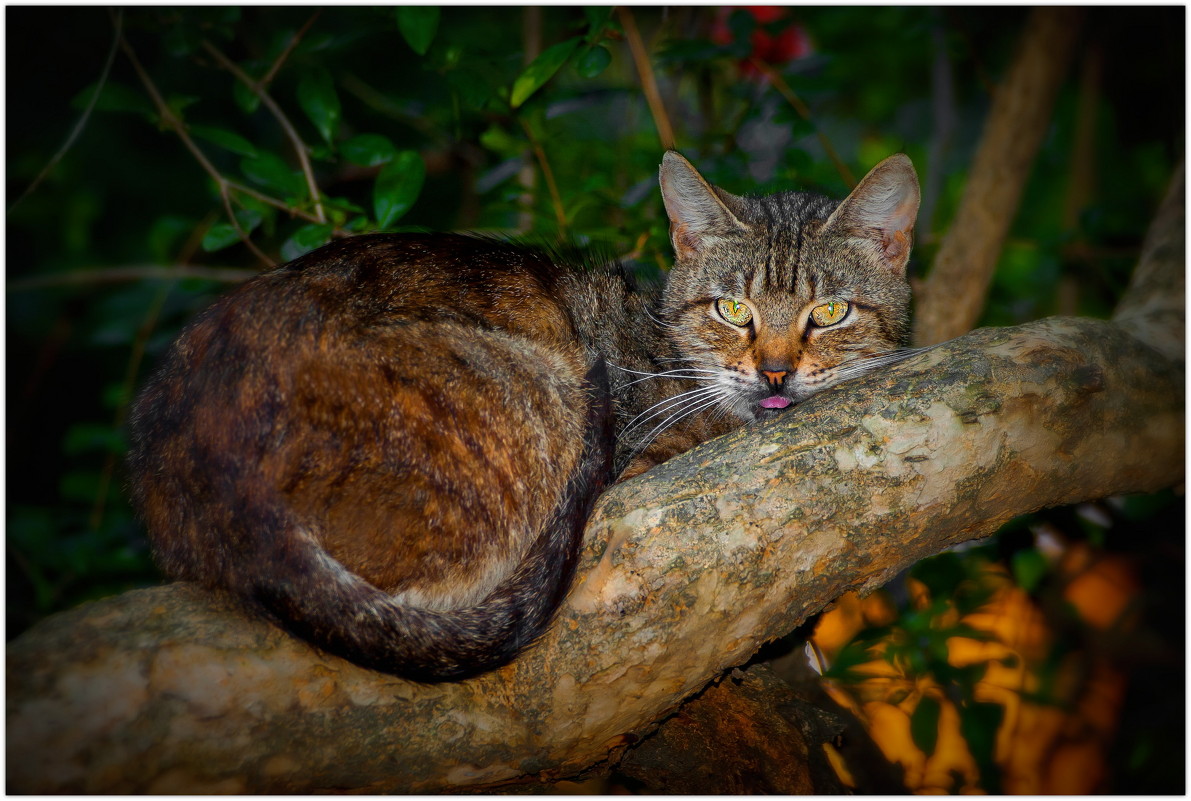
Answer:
128 152 920 681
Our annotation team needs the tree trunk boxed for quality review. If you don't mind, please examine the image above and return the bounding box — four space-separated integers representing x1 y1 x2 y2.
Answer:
914 7 1082 346
6 164 1182 794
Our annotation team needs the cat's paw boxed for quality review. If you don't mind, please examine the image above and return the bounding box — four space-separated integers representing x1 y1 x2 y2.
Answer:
615 456 658 482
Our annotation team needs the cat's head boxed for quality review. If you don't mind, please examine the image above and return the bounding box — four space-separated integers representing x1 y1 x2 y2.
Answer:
658 151 919 423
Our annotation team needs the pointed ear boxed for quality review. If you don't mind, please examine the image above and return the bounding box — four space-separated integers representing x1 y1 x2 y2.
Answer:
659 151 749 261
822 154 920 277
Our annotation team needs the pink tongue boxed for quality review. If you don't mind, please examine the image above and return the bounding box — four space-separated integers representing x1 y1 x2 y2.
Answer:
759 395 791 409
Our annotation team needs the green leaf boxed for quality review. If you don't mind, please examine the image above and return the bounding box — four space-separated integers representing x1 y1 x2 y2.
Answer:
510 37 581 108
280 223 334 262
959 701 1005 793
201 223 241 253
190 125 258 158
60 470 101 504
909 551 964 600
478 124 521 157
374 150 425 228
146 214 194 263
823 639 880 677
396 6 440 56
102 382 132 412
342 133 398 167
575 44 611 79
910 695 941 757
240 152 306 197
71 81 154 117
583 6 615 34
202 209 263 252
163 23 203 57
943 623 998 643
297 68 341 145
166 94 201 122
233 79 261 114
64 424 127 456
1012 548 1049 594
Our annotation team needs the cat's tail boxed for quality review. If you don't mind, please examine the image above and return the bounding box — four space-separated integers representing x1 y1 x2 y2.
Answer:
244 359 615 682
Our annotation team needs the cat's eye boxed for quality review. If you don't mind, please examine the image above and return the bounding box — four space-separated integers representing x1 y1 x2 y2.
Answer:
716 298 752 327
810 301 850 327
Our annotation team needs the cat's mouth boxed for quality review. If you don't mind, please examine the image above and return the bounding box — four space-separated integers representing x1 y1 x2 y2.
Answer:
754 394 794 420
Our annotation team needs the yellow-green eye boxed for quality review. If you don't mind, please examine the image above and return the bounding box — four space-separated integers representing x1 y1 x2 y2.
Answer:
716 298 752 326
810 300 850 327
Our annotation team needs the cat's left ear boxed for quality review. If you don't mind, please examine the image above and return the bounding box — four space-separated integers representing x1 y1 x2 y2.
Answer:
822 154 920 277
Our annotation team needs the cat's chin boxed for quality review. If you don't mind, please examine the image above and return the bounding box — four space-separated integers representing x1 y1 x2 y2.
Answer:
732 395 797 422
753 404 795 422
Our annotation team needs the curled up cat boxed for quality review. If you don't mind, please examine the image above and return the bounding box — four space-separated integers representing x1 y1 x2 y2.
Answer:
128 152 921 681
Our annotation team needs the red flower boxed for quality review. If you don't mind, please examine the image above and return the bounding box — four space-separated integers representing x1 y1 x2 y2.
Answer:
711 6 812 77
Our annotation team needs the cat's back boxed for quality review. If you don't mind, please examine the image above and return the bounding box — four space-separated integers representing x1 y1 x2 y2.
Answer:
129 234 613 680
195 233 580 345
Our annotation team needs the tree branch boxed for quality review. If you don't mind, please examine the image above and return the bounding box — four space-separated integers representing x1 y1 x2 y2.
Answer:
8 10 123 213
618 7 675 151
118 29 332 264
7 265 258 290
1112 160 1185 365
7 162 1182 795
914 8 1082 346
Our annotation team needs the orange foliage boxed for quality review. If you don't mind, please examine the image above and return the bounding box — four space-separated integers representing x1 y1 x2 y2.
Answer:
814 549 1138 793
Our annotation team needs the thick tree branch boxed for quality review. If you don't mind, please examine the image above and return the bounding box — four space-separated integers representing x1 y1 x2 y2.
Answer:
7 163 1182 795
1112 160 1185 365
914 8 1082 346
8 322 1181 793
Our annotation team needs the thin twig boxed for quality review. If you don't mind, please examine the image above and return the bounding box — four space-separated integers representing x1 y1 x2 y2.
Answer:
516 7 542 233
202 39 327 224
261 11 321 87
118 32 276 266
218 182 273 265
9 10 124 213
618 7 675 150
749 58 856 188
8 265 258 291
518 117 567 234
222 179 325 223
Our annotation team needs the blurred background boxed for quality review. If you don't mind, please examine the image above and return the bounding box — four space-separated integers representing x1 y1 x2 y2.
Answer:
6 6 1184 793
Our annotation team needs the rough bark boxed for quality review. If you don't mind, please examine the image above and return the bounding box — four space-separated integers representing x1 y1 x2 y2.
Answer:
614 660 905 794
1112 161 1185 366
614 664 827 794
6 166 1182 795
914 7 1082 346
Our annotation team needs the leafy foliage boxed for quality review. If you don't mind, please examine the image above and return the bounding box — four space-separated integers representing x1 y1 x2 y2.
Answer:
818 493 1184 793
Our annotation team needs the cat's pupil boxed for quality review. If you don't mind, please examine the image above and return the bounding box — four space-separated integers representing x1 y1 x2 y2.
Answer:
717 297 751 326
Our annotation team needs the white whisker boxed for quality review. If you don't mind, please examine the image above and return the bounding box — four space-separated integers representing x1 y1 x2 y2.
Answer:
609 363 718 379
607 362 720 390
628 389 730 458
620 385 724 439
645 308 681 330
832 346 930 380
622 371 717 388
655 356 705 366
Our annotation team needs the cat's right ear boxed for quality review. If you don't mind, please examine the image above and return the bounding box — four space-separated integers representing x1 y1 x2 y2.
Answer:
821 154 920 278
659 151 749 261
